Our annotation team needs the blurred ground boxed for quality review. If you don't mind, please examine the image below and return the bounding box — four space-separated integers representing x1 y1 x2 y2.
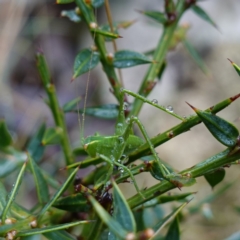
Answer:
1 0 240 239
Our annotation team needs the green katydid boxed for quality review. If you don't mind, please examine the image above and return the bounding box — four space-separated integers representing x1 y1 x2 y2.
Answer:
75 87 195 199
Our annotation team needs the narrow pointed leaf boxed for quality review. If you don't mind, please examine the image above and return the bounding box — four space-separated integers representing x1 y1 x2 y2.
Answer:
1 161 27 223
204 168 225 189
187 103 239 147
201 203 213 220
76 104 119 119
91 0 105 8
57 0 74 3
224 231 240 240
151 202 188 237
63 97 81 112
61 10 81 23
0 120 12 148
143 192 195 207
189 181 235 214
139 10 167 24
42 127 63 145
88 195 129 239
112 180 136 232
165 216 180 240
0 148 27 177
90 28 121 39
0 182 7 211
228 59 240 76
191 5 217 29
28 154 49 204
113 50 153 68
183 40 209 75
53 193 90 212
72 48 100 79
0 216 36 235
16 220 92 236
37 167 79 221
27 123 46 163
44 230 76 240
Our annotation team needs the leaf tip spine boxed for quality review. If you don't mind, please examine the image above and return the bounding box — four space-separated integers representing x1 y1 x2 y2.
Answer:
230 93 240 102
185 101 197 111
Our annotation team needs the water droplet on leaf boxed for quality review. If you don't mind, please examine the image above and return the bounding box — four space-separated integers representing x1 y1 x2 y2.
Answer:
166 105 174 112
118 136 124 144
151 99 158 104
126 118 130 124
123 102 129 110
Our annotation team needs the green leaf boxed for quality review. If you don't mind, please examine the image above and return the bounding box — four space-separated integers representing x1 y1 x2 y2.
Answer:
224 231 240 240
142 205 164 229
139 10 167 24
0 120 12 148
0 148 27 178
183 40 209 75
77 104 119 119
90 28 121 39
44 230 76 240
42 127 63 145
37 167 79 222
201 203 213 220
56 0 74 3
187 103 239 147
149 160 174 180
112 181 136 232
29 154 49 204
88 195 129 239
191 5 217 29
91 0 104 8
1 161 27 223
228 59 240 76
0 182 7 212
152 202 188 237
72 48 100 79
0 216 35 235
21 235 41 240
27 123 46 163
16 220 92 237
165 216 180 240
204 169 225 189
99 24 119 42
63 97 81 112
53 193 90 212
61 10 81 23
141 192 195 207
113 50 153 68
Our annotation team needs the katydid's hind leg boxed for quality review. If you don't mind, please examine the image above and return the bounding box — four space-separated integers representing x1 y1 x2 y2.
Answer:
113 160 145 199
127 117 173 180
99 154 145 199
127 116 196 188
93 155 113 192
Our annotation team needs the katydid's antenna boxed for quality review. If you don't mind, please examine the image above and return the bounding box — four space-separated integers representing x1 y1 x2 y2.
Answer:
77 9 97 146
105 0 124 87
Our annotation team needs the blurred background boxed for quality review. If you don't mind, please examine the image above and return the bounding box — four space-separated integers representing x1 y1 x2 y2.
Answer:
1 0 240 239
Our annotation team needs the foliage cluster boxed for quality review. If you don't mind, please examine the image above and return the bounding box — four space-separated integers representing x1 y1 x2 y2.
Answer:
1 0 240 239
